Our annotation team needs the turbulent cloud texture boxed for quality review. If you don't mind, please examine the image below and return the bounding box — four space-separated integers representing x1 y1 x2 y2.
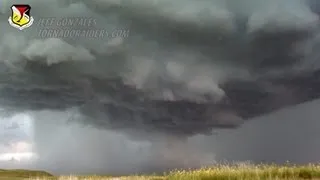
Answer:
0 0 319 175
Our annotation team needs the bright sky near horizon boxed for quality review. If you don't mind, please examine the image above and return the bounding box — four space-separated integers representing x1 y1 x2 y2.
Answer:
0 112 36 162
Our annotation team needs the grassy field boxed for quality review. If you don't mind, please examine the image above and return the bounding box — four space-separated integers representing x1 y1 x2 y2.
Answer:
1 163 320 180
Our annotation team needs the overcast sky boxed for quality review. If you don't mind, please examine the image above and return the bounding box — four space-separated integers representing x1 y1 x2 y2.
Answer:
0 99 318 175
0 0 319 175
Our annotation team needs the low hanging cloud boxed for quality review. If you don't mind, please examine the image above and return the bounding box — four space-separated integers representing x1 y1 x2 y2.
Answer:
0 0 319 175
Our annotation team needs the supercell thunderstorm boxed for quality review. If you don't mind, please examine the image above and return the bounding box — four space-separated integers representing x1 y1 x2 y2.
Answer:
0 0 320 175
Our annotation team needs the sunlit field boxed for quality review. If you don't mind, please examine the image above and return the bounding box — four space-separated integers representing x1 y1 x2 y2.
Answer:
1 163 320 180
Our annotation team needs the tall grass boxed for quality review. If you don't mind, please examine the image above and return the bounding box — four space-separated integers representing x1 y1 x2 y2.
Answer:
167 163 320 180
2 163 320 180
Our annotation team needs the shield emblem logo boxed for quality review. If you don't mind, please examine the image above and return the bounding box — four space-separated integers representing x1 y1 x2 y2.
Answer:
8 4 34 30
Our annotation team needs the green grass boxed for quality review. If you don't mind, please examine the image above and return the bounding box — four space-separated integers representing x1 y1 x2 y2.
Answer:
1 163 320 179
0 169 53 179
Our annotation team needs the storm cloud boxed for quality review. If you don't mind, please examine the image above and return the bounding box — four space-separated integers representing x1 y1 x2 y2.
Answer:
0 0 319 175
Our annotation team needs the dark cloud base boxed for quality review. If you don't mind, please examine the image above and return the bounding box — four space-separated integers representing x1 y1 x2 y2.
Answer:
0 0 320 175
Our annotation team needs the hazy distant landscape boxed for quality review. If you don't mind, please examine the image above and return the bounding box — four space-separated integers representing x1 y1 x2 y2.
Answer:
0 99 319 177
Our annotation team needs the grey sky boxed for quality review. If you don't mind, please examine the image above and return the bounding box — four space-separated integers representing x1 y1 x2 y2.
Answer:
0 0 319 175
0 99 316 175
